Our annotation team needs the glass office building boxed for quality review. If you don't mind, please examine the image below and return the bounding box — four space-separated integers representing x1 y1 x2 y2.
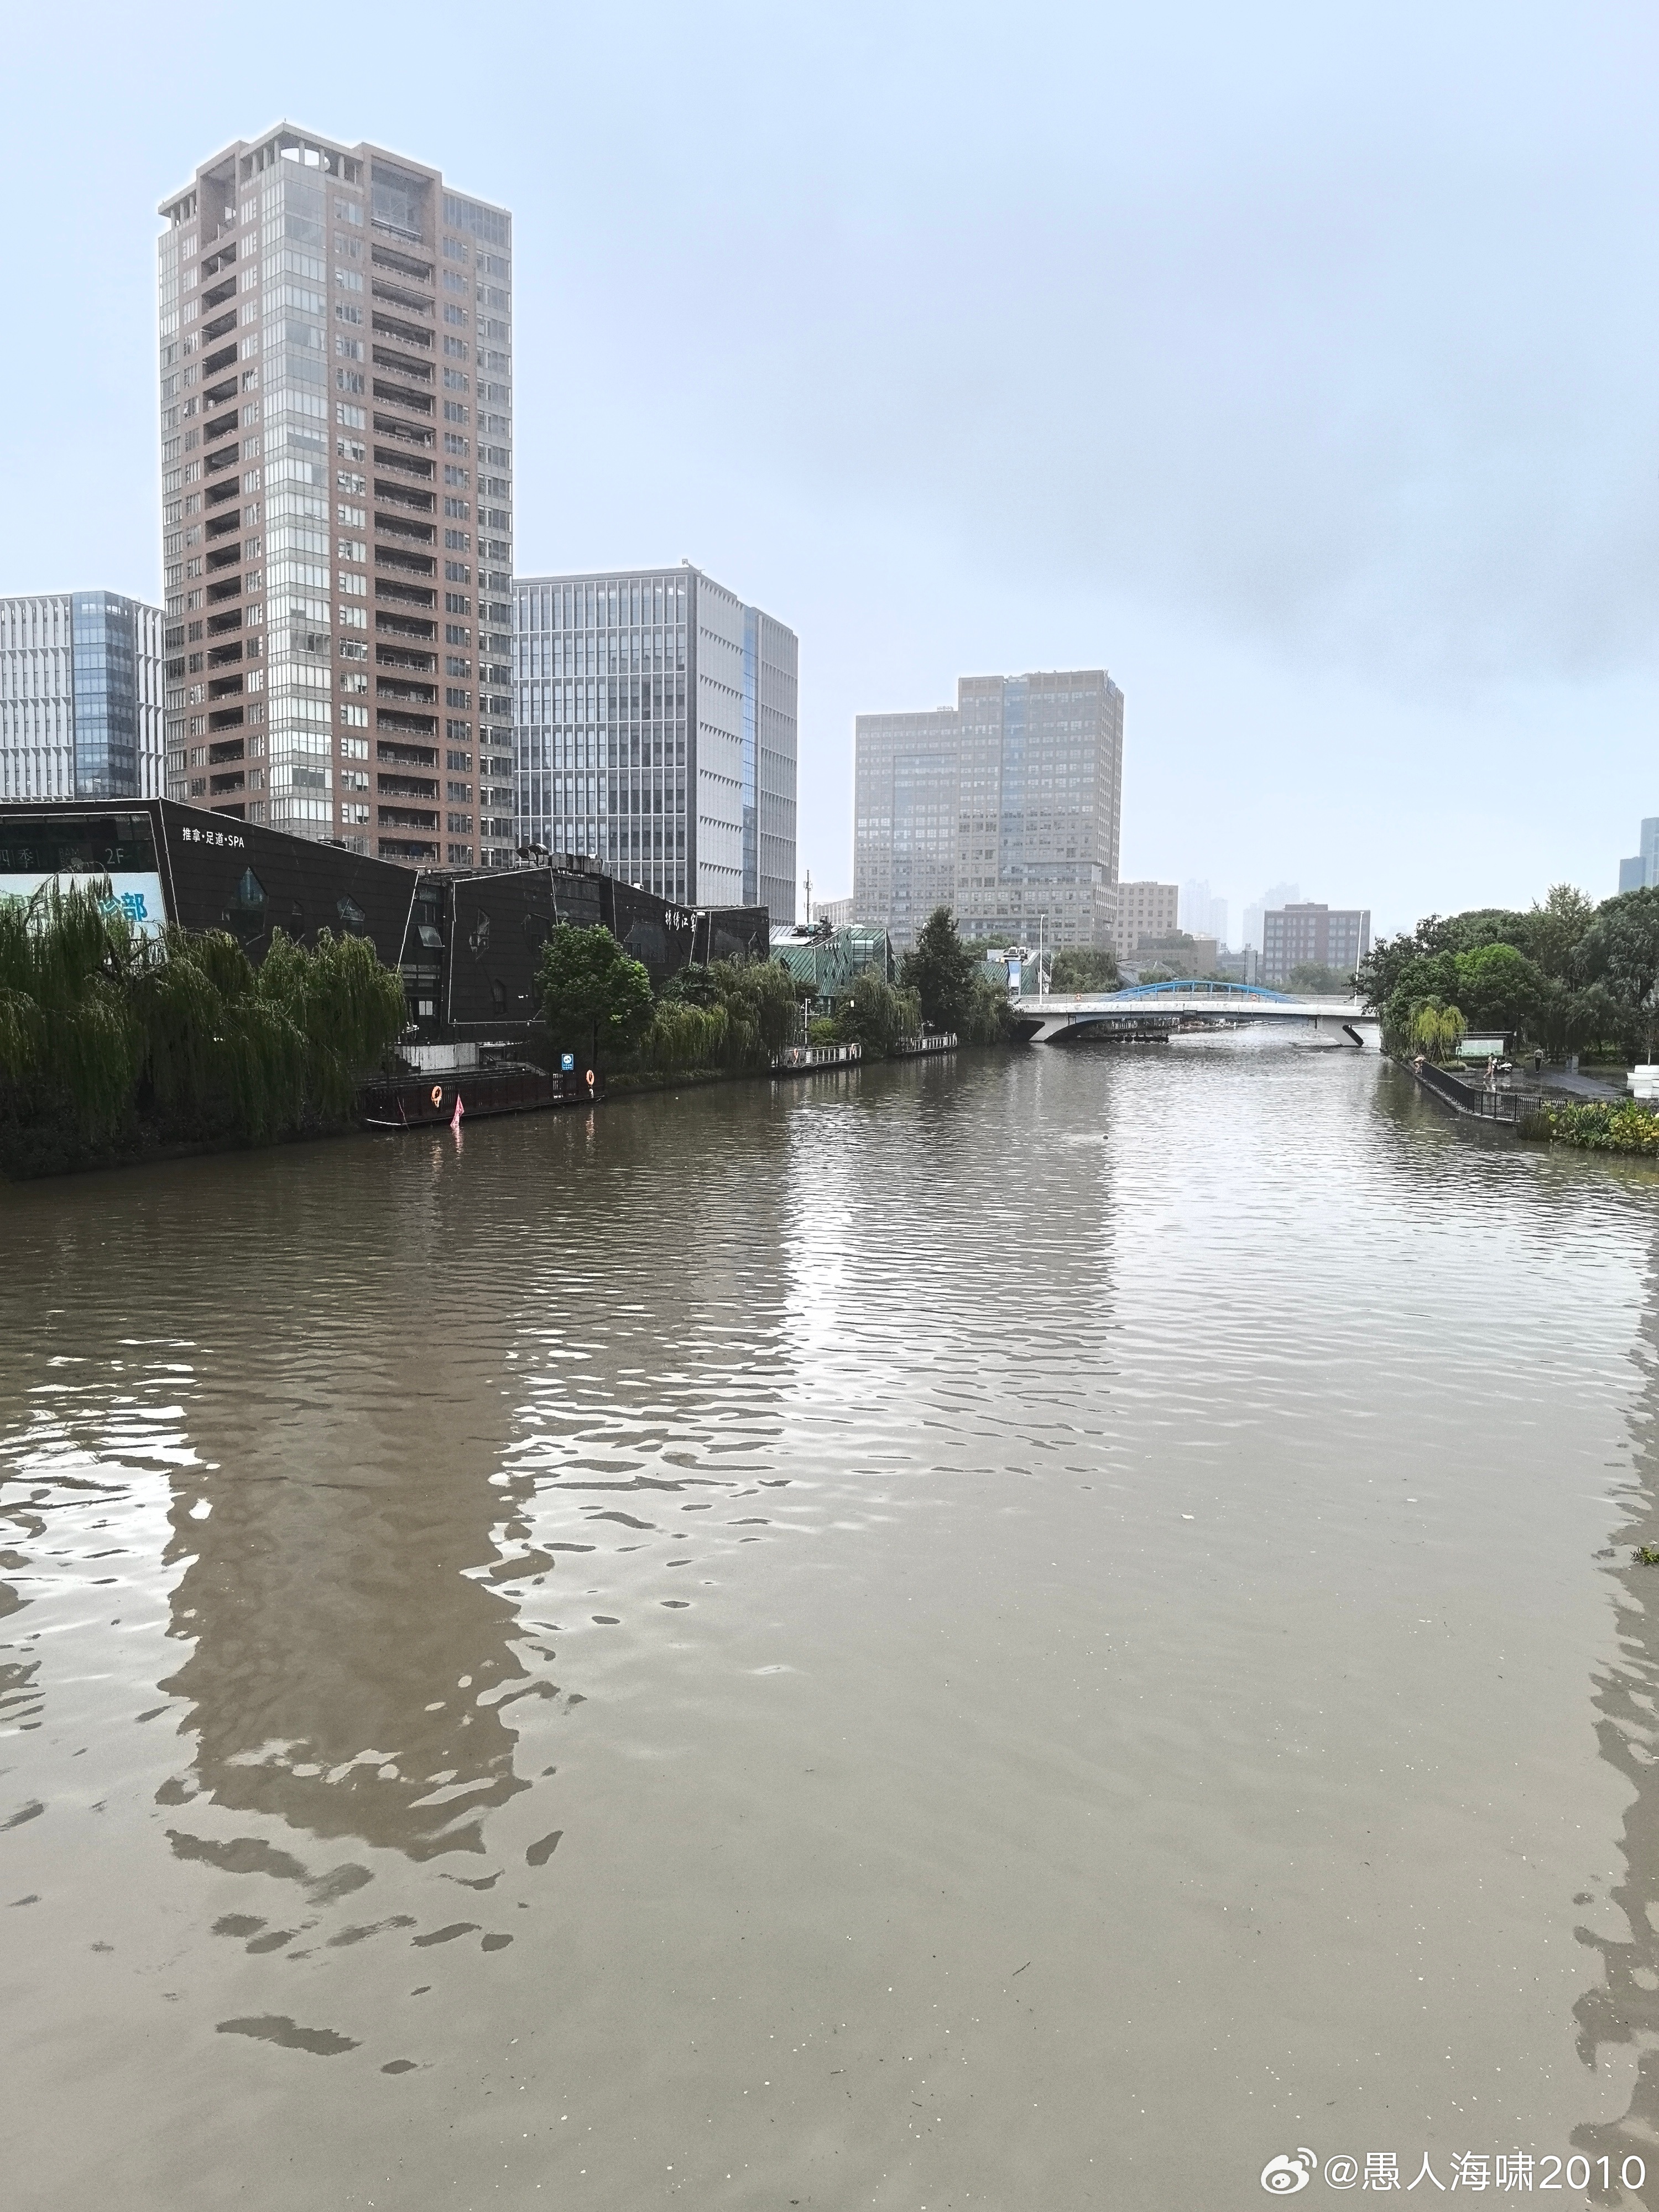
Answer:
0 592 164 804
158 127 512 867
854 670 1124 953
513 565 797 918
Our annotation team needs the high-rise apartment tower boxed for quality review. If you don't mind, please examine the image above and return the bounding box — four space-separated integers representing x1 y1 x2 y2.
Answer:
157 127 513 866
853 670 1123 952
1 593 165 804
513 566 797 916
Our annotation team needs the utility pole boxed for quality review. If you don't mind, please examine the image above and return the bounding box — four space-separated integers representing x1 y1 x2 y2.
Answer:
804 868 813 925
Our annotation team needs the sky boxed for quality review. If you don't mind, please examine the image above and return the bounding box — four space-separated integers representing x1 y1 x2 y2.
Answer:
3 1 1656 937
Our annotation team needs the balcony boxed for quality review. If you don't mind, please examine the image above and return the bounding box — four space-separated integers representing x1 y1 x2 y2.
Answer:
376 545 436 578
372 280 433 318
372 447 433 484
374 577 436 611
378 804 439 830
204 375 238 408
371 414 434 448
377 706 437 737
203 276 236 311
207 673 243 700
372 313 432 351
205 477 242 509
205 442 240 476
207 706 245 733
205 607 243 637
376 740 437 768
206 542 241 573
374 611 436 644
208 770 245 795
372 377 433 414
379 837 439 863
376 515 435 550
206 577 241 606
371 244 433 283
207 737 244 765
373 479 434 513
203 343 238 376
202 309 237 343
205 507 242 539
377 676 436 705
375 643 435 672
204 409 239 444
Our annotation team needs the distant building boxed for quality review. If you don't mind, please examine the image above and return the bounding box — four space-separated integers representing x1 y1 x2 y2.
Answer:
815 895 853 928
1 593 165 805
1117 880 1178 957
513 565 797 919
1180 879 1228 949
1136 931 1217 979
770 920 895 1004
1261 901 1370 987
1243 881 1301 954
1619 820 1659 893
853 668 1123 953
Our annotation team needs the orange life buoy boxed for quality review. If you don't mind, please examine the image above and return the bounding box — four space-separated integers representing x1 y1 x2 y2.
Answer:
430 1084 444 1108
585 1068 596 1092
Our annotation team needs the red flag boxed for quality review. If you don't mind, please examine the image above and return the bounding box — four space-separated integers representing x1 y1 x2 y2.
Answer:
451 1092 465 1131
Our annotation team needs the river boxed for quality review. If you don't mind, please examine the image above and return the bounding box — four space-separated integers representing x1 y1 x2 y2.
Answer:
6 1037 1659 2208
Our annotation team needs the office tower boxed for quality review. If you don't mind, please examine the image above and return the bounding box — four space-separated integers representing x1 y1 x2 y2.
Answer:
1619 820 1659 893
1260 901 1370 987
853 670 1123 953
512 567 797 917
1117 881 1179 957
0 594 165 804
157 126 512 866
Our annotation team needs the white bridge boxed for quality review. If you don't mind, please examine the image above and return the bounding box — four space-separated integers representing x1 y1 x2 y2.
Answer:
1014 981 1380 1045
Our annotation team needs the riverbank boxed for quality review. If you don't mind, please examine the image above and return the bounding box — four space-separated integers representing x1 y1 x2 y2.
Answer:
1394 1052 1659 1155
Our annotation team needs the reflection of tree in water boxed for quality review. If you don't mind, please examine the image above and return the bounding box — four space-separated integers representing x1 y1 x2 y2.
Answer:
1574 1230 1659 2199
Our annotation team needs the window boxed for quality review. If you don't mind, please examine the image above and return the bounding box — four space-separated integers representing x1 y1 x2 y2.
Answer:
337 369 364 393
446 748 472 770
442 401 468 424
337 472 366 495
337 502 366 526
335 336 364 359
335 301 363 325
442 336 468 360
336 401 366 429
445 622 471 644
443 497 470 519
443 304 468 326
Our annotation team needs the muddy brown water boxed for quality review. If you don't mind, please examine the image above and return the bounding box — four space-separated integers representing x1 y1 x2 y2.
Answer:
6 1039 1659 2208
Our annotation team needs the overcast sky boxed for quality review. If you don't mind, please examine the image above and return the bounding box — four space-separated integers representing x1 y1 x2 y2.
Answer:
4 1 1655 936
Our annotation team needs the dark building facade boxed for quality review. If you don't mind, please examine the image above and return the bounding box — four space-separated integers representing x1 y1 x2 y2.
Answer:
0 800 769 1040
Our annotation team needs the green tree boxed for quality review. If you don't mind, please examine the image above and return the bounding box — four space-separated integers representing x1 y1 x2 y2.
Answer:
535 924 653 1065
1525 885 1596 979
1411 1000 1467 1061
1452 942 1543 1038
837 972 922 1058
1048 945 1120 993
713 957 801 1068
900 906 978 1033
1288 961 1355 995
1573 888 1659 1059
